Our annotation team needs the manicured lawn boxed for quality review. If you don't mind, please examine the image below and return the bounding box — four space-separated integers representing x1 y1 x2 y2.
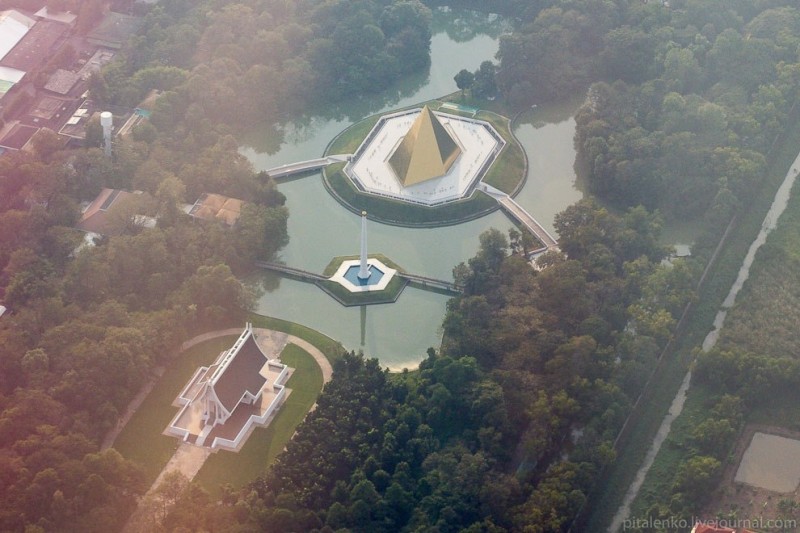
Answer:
326 115 381 155
113 336 237 483
483 142 525 194
249 315 346 363
440 90 516 117
113 317 344 489
193 343 324 496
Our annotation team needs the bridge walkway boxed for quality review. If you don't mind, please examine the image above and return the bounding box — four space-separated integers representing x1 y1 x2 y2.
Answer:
255 262 462 295
399 272 462 295
254 261 326 282
265 154 352 179
480 183 559 251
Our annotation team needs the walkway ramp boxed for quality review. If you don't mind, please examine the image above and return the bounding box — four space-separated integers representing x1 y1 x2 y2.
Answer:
266 154 352 179
255 261 462 296
399 272 462 295
498 196 558 249
479 183 559 251
254 261 326 282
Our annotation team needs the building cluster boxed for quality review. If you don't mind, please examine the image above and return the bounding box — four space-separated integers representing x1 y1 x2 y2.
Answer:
75 188 246 248
0 5 143 153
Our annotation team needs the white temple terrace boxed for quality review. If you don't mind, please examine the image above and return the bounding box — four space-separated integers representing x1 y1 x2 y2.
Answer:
344 106 505 206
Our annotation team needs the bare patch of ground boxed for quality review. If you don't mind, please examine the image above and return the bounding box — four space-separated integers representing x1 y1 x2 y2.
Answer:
701 425 800 529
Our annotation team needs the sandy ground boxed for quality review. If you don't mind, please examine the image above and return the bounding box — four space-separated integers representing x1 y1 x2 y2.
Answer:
116 327 333 532
701 425 800 529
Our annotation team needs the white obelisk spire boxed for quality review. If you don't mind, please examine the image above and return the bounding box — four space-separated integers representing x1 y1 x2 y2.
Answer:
358 211 370 279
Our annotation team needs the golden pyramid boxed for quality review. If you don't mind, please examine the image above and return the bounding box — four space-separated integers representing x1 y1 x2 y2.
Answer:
388 106 461 186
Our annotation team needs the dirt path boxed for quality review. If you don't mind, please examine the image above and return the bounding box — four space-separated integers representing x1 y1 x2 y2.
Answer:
122 444 212 533
608 371 693 532
116 326 334 532
101 366 164 451
284 334 333 383
607 157 800 532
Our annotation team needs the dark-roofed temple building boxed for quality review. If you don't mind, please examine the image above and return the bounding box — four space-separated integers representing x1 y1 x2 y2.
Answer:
166 324 291 451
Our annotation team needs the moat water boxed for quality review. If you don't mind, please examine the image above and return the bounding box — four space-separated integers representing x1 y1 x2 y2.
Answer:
243 9 586 368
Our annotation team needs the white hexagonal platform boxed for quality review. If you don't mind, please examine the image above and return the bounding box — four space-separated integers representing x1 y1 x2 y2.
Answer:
343 108 506 206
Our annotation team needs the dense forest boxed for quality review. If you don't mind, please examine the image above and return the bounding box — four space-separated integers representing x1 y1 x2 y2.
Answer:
494 0 800 529
0 140 287 530
1 0 798 531
0 0 429 530
96 0 432 126
160 200 694 531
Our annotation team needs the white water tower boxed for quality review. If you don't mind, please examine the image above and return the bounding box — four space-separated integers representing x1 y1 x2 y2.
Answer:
100 111 113 157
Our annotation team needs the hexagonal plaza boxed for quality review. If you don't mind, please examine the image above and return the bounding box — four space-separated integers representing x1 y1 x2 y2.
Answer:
343 107 506 206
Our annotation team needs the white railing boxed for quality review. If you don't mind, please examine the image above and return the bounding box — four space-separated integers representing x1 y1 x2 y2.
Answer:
210 386 288 451
209 359 290 451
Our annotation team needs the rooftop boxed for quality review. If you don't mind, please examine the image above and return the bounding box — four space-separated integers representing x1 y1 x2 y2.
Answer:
345 108 505 206
33 7 77 25
188 193 244 226
28 95 69 120
87 12 142 50
0 19 68 72
212 334 269 413
0 10 35 63
388 105 461 186
76 188 152 236
44 69 80 95
0 123 38 150
75 48 115 81
0 65 25 84
167 325 292 451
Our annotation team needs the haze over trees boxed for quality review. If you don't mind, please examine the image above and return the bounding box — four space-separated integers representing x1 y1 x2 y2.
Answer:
96 0 432 127
1 0 798 530
0 1 424 530
159 199 696 530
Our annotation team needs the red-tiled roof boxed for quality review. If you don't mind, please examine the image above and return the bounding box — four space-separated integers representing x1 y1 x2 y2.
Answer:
76 188 135 235
189 193 244 226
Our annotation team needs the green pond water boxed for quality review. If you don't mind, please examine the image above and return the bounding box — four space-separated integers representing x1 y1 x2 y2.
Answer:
243 9 588 368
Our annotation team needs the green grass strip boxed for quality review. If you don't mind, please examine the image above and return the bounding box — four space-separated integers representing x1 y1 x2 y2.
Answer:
249 314 346 363
114 316 344 488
